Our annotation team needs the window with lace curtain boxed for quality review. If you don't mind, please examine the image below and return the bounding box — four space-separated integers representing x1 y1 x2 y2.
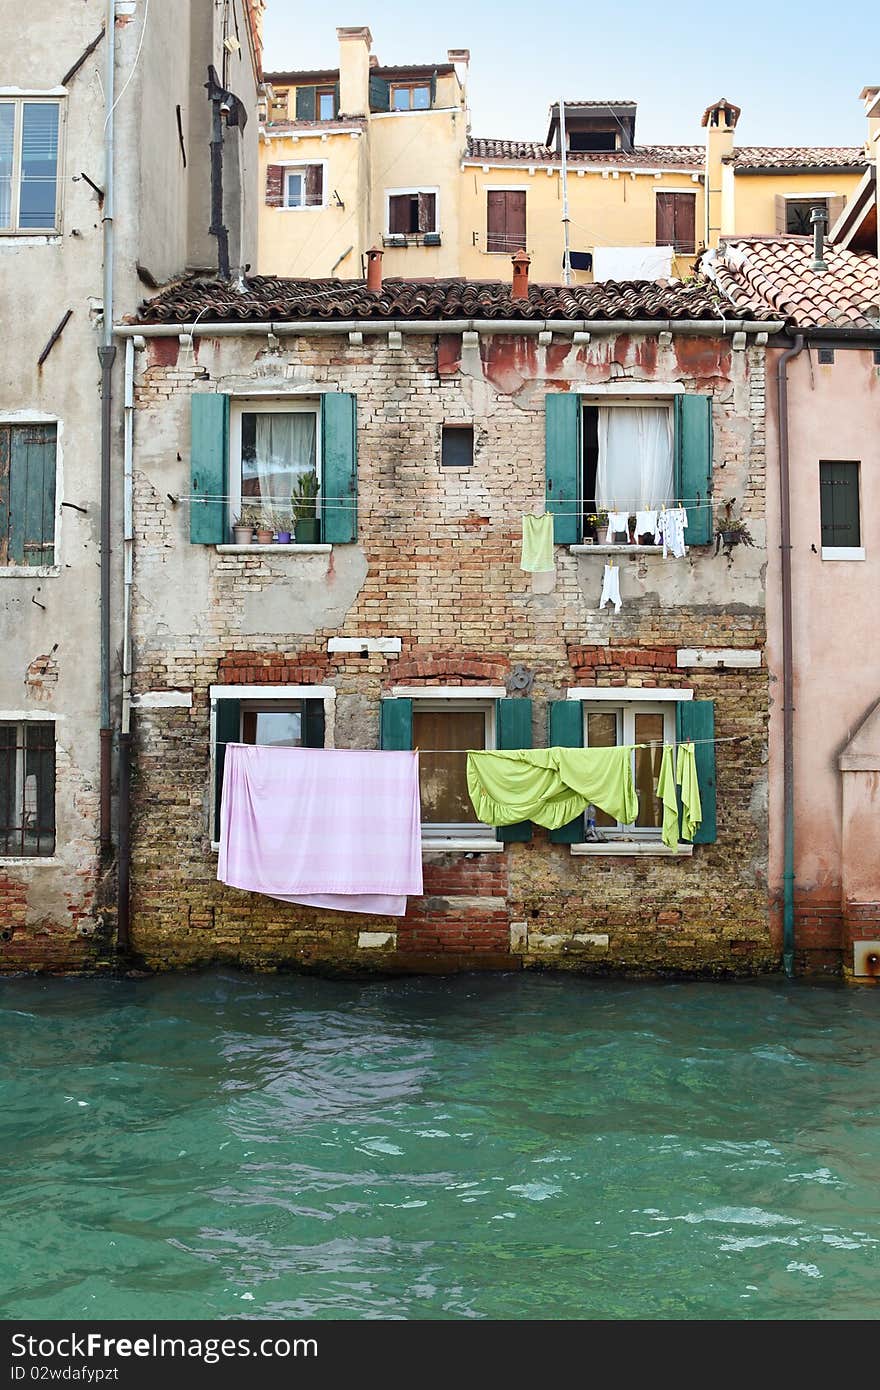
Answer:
0 99 62 233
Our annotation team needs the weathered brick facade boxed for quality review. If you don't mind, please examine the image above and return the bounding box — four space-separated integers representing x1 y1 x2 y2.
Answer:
125 326 775 975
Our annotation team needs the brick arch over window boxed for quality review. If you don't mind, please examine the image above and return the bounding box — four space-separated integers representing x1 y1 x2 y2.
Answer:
390 654 510 685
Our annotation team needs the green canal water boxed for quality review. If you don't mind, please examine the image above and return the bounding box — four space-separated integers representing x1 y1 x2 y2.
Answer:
1 972 878 1321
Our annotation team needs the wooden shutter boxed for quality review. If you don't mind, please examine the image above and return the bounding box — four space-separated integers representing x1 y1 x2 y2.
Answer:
429 69 438 106
418 191 436 233
506 190 527 251
265 164 283 207
674 394 713 544
5 423 56 566
655 192 676 246
295 85 316 120
674 194 696 254
333 82 340 114
321 392 357 544
487 190 525 254
190 394 230 544
676 700 716 844
0 425 9 565
548 701 584 843
305 164 323 206
213 698 240 841
820 461 860 547
303 698 326 748
369 75 390 111
495 698 533 842
774 194 787 234
380 698 413 750
388 194 409 234
545 393 581 544
486 190 506 253
827 194 845 233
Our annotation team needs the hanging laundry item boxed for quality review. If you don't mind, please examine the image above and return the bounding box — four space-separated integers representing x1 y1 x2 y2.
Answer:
218 745 423 916
605 510 632 544
599 561 622 613
520 512 555 572
635 509 661 545
467 745 638 830
658 506 688 559
676 742 703 841
657 744 681 849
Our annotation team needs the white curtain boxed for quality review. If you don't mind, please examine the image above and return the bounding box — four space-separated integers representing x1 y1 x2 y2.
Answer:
596 407 674 512
251 413 316 519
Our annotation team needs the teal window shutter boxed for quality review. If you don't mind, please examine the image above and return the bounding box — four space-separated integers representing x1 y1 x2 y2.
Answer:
545 393 581 544
676 700 717 844
548 700 584 843
332 82 340 114
674 394 713 544
495 698 533 842
295 85 316 120
303 699 326 749
380 698 413 750
4 423 57 566
321 392 357 544
369 75 390 111
429 70 438 106
190 394 230 544
214 698 240 841
0 426 9 565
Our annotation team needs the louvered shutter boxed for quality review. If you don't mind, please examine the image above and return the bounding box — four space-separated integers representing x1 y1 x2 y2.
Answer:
487 190 506 253
321 393 357 544
295 86 316 120
388 194 409 234
545 393 581 544
213 698 240 841
674 193 696 254
507 190 526 250
548 701 584 843
676 700 717 844
674 394 713 544
429 70 438 106
305 163 323 206
369 75 390 111
495 698 533 842
827 195 845 233
380 698 413 750
265 164 283 207
418 191 436 233
656 192 676 246
774 194 787 234
0 426 9 565
5 423 56 566
190 394 230 544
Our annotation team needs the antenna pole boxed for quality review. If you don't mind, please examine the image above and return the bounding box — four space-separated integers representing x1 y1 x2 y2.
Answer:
559 98 572 285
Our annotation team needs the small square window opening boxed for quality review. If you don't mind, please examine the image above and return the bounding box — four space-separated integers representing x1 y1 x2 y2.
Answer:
0 721 55 856
441 425 474 468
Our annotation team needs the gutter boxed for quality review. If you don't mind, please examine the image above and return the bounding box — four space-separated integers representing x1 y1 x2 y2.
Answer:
117 337 135 953
115 317 784 339
98 0 116 861
776 333 805 978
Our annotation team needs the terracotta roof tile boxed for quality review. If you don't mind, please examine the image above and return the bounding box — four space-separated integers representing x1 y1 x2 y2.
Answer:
466 136 704 168
726 146 867 171
701 237 880 328
135 273 780 326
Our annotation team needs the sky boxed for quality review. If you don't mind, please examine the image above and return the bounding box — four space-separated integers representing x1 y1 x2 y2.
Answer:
262 1 877 148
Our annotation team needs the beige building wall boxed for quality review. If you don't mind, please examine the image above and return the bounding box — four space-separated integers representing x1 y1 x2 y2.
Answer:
729 170 862 238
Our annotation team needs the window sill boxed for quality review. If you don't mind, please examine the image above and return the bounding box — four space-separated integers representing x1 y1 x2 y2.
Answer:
382 235 442 248
821 546 865 561
0 233 61 245
279 204 327 212
570 841 694 857
422 838 504 854
571 544 663 555
215 544 332 554
0 856 59 866
0 564 60 577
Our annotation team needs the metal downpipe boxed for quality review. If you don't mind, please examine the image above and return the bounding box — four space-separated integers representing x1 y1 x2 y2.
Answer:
776 333 805 977
99 0 116 859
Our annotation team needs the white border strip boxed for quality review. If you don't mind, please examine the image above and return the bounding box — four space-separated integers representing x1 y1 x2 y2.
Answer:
391 686 507 699
566 688 693 702
209 684 336 700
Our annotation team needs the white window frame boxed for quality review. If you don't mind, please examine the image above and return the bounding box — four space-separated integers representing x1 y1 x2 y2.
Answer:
279 159 327 210
0 94 64 235
403 690 498 844
0 411 62 577
0 715 56 861
385 185 441 237
579 395 676 550
228 397 321 528
389 82 431 112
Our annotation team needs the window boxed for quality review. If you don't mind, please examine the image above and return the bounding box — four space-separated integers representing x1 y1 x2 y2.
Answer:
0 98 61 233
0 421 57 566
387 189 437 237
655 192 696 255
486 189 526 254
390 84 430 111
0 721 55 856
820 460 861 556
212 691 327 841
283 164 324 208
229 400 320 532
785 199 826 235
316 86 337 120
441 425 474 468
412 701 495 837
582 703 675 837
581 403 674 542
569 130 616 152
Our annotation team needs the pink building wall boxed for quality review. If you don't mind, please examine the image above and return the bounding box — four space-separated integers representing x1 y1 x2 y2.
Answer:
766 345 880 973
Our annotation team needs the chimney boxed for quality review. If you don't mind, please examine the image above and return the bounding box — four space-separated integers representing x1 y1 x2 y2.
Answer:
447 48 470 108
701 97 741 249
366 246 383 292
511 249 530 300
811 204 828 271
337 26 372 117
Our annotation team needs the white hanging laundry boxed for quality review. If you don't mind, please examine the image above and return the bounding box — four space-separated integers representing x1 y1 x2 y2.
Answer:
598 561 622 613
635 509 660 544
658 506 688 559
605 510 632 544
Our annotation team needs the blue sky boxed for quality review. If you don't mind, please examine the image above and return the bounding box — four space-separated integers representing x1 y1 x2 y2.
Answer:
263 1 877 147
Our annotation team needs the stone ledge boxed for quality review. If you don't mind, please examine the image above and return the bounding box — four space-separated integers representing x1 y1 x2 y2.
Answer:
570 545 663 556
570 842 694 857
215 544 331 554
421 839 504 854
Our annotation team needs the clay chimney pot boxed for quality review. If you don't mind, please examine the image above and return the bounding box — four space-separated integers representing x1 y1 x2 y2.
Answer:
511 248 531 300
366 246 384 292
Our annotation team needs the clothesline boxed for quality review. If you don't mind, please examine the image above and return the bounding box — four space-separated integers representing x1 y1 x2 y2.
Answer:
211 735 748 750
175 494 720 507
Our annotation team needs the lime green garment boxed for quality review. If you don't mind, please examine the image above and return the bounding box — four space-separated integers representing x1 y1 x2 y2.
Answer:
657 744 680 849
467 745 638 830
520 513 555 572
676 743 702 841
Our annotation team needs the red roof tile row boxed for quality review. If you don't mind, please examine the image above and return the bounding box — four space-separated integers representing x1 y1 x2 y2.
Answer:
702 237 880 328
465 136 867 173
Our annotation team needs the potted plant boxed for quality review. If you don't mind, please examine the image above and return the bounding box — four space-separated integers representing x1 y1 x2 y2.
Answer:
292 470 320 544
255 509 275 545
715 499 756 555
583 510 607 543
232 504 259 545
274 512 293 545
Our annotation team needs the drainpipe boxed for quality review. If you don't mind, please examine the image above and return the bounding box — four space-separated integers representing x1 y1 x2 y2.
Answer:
207 66 231 279
98 0 117 858
776 332 805 977
117 336 135 952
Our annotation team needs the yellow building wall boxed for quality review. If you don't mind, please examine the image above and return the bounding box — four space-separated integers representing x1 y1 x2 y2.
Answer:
258 130 368 280
457 165 706 283
368 109 467 279
729 170 861 236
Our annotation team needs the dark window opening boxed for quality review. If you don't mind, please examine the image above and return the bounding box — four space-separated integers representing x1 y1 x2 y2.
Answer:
786 199 827 235
582 404 599 519
817 347 835 365
441 425 474 468
388 191 436 235
568 130 616 152
0 721 55 857
820 460 860 548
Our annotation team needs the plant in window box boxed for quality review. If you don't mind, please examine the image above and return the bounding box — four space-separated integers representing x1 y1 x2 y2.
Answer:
292 470 320 544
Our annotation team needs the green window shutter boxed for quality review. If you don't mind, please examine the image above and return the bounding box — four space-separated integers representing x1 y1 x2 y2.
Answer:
321 392 357 544
545 393 581 544
0 426 9 565
548 700 584 843
380 698 413 750
295 85 316 120
429 70 438 106
495 697 533 842
214 698 241 841
190 394 230 544
676 699 717 844
369 75 390 112
303 698 326 748
5 424 56 567
674 393 713 544
333 82 340 114
819 461 860 547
